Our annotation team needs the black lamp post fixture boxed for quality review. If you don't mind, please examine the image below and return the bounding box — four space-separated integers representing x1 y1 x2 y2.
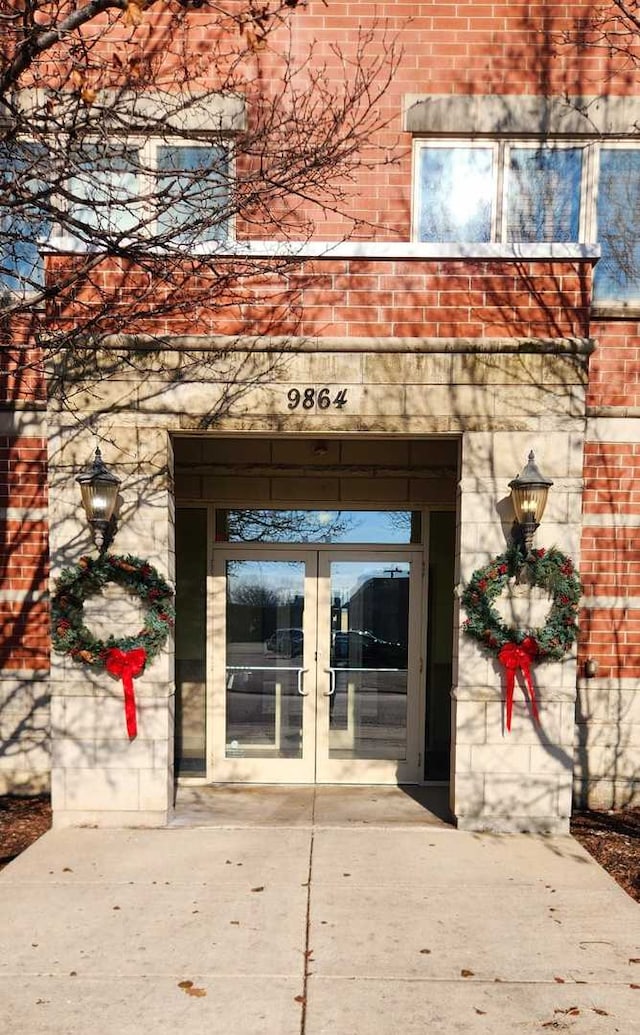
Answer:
508 450 553 554
76 447 121 553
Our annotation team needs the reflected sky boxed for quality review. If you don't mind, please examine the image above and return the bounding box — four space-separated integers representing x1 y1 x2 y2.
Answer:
219 509 417 544
227 560 304 603
331 561 410 601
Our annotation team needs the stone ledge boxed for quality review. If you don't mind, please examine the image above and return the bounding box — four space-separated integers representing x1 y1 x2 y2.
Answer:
46 238 600 263
96 333 596 357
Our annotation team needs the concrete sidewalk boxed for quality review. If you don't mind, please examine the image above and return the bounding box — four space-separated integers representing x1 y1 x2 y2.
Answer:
0 789 638 1034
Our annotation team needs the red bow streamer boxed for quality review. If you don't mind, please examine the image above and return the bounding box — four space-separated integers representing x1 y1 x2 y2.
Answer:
105 647 147 739
497 637 539 732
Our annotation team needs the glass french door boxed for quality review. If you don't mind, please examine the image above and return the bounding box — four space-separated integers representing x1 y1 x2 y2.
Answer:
210 549 423 783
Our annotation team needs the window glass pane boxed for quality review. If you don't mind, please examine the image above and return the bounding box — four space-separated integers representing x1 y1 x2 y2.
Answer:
417 147 493 242
67 146 140 238
507 147 582 242
216 510 421 544
0 141 50 292
157 145 229 243
595 148 640 302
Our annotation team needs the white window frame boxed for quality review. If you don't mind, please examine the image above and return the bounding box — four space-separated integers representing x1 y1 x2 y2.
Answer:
410 139 500 243
413 138 598 246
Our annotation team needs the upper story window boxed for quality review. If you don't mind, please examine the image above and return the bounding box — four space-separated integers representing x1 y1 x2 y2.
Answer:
67 138 230 245
1 136 231 293
156 144 229 244
0 141 51 293
414 139 640 305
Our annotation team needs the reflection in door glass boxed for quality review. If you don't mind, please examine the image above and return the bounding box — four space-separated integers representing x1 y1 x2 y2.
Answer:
328 562 409 761
225 560 305 759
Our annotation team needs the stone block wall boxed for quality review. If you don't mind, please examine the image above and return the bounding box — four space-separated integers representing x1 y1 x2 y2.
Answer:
452 429 584 833
46 422 176 827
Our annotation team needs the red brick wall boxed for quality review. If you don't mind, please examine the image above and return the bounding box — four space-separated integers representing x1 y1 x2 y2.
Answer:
579 318 640 683
46 255 592 341
0 342 49 674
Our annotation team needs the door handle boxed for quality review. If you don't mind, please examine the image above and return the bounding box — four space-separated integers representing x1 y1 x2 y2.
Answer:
323 667 336 696
297 668 310 696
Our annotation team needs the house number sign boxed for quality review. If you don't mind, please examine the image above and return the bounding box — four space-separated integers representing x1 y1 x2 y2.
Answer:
287 387 348 410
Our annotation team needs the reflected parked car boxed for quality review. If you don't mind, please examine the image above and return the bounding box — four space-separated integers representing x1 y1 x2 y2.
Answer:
332 630 406 668
265 628 304 658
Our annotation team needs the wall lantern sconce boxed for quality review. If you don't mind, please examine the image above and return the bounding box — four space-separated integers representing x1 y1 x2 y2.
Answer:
76 447 121 553
508 450 553 554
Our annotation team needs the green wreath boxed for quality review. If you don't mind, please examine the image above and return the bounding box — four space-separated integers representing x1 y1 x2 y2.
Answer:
51 553 175 668
461 545 581 661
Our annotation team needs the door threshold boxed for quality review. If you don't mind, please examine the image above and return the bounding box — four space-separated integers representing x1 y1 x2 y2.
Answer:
172 783 453 828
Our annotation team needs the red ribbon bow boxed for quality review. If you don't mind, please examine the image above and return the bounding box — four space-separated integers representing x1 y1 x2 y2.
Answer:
497 637 539 732
105 647 147 739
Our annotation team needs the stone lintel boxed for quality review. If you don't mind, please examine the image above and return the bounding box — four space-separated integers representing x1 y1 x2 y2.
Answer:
404 93 640 137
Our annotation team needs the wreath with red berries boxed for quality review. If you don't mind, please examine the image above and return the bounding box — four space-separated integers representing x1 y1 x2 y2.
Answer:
51 553 175 668
461 545 581 661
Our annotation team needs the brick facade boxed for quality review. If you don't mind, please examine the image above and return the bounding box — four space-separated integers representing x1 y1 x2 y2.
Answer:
2 1 639 823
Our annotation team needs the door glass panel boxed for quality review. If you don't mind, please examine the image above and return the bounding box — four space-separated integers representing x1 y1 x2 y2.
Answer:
225 560 305 758
217 509 421 544
328 561 409 761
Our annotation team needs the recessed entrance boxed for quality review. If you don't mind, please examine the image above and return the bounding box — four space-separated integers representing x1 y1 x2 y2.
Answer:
173 436 458 787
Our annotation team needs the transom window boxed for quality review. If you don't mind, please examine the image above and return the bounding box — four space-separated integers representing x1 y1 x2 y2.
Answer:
414 139 640 304
215 509 422 545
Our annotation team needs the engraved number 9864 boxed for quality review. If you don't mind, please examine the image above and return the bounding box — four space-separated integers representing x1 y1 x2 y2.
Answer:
287 387 348 410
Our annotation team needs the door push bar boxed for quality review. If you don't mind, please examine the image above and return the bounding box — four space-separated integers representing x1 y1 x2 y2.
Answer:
226 664 310 696
323 666 406 696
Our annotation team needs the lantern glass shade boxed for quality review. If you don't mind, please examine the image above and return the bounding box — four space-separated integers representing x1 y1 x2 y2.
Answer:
508 450 553 527
76 447 120 526
78 479 119 524
510 482 550 526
